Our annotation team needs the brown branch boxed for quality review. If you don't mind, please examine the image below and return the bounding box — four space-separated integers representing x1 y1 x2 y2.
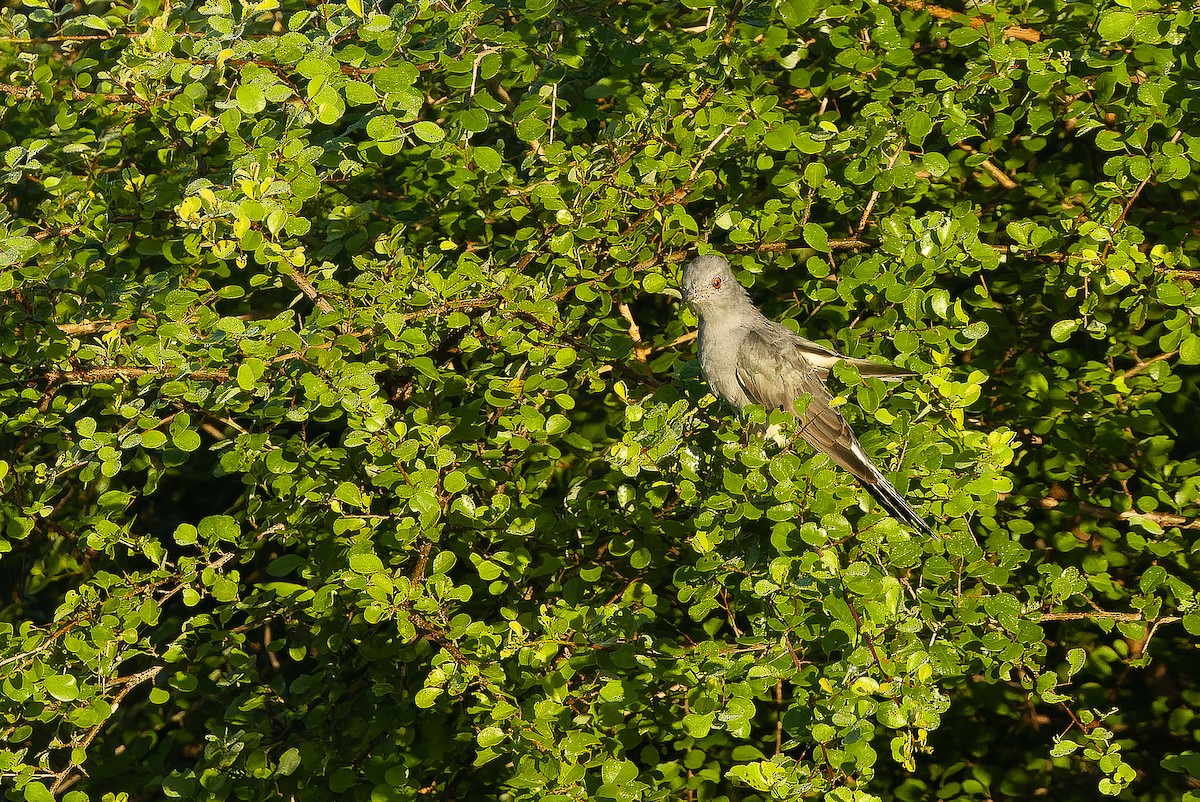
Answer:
1121 350 1177 380
515 311 662 389
402 295 500 322
857 142 906 234
412 541 433 584
34 212 175 243
33 223 83 242
956 143 1018 189
672 86 715 124
721 0 743 45
0 34 113 42
774 678 784 755
686 114 747 186
1101 130 1183 260
551 251 688 303
0 31 210 43
752 238 870 254
55 320 133 335
0 621 80 670
40 367 229 384
898 0 1041 42
409 611 469 665
0 81 158 106
1156 267 1200 281
828 238 871 250
658 330 697 351
1005 494 1200 530
618 303 651 363
50 665 164 793
281 266 337 318
0 81 121 102
279 266 357 336
1039 611 1180 623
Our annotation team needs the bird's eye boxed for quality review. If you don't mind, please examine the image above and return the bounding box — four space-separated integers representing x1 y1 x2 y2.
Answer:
711 277 722 289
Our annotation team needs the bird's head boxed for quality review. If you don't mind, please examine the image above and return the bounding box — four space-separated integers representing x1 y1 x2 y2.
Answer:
680 255 749 315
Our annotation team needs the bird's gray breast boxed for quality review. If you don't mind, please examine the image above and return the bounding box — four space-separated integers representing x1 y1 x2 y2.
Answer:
697 317 754 410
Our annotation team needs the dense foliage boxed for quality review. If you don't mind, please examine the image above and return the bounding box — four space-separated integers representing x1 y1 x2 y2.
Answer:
2 0 1198 800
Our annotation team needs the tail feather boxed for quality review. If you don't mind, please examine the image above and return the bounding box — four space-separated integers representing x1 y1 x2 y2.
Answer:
863 474 934 536
847 359 917 382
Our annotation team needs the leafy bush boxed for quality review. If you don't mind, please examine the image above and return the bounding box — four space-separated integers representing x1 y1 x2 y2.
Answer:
2 1 1198 800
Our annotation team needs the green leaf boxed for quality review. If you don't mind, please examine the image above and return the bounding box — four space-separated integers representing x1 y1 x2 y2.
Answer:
343 80 378 105
1095 130 1125 151
516 116 547 140
803 222 829 252
44 674 79 701
923 151 950 176
473 145 502 172
1051 320 1079 342
212 575 239 602
1098 11 1137 41
1179 334 1200 365
23 782 54 802
334 481 363 507
170 425 201 453
198 515 239 543
373 64 419 92
458 108 489 133
414 687 442 708
477 726 505 747
141 429 168 449
443 470 468 494
350 553 385 574
948 27 981 47
237 358 264 390
235 84 267 114
777 0 815 27
173 523 198 546
277 747 302 776
413 121 445 143
267 555 305 576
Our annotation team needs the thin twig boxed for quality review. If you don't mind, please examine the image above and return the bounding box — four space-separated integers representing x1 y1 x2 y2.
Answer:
50 665 163 793
722 0 743 44
686 114 748 186
956 143 1018 189
897 0 1041 42
281 266 349 333
0 81 165 107
1121 350 1177 380
54 320 133 335
857 142 906 233
39 367 229 384
1101 130 1183 260
1005 494 1200 530
618 303 650 363
1156 267 1200 281
1040 611 1180 624
412 541 433 584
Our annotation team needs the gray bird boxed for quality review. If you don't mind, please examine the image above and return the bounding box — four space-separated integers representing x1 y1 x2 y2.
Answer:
681 255 933 535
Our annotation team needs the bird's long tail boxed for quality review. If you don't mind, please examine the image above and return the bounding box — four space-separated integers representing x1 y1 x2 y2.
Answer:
863 470 934 536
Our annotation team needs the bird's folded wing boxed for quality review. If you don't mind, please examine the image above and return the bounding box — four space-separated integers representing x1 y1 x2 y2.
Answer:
789 333 913 382
734 330 870 479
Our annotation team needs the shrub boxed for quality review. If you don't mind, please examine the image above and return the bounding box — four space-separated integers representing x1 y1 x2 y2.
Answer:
1 1 1198 800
